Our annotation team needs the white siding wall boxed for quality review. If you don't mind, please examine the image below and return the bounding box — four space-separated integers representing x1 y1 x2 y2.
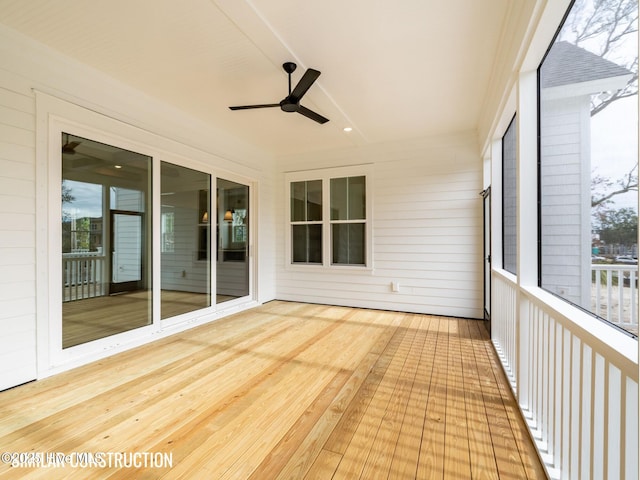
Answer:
540 95 592 308
276 133 484 319
161 201 209 294
0 85 37 390
0 25 276 389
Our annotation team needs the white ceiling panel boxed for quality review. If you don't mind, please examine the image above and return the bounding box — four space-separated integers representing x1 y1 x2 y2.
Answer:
0 0 516 156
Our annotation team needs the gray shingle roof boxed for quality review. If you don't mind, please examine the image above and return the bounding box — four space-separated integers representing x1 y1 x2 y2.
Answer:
540 41 631 88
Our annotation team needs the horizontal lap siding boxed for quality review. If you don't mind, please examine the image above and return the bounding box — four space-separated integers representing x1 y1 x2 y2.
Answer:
0 81 37 391
276 135 483 319
0 26 278 389
540 97 588 306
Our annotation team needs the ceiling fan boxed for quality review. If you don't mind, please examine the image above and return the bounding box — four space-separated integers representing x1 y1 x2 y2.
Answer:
62 133 81 154
229 62 329 124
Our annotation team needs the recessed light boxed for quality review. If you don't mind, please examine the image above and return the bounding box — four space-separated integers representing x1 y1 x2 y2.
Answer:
114 165 122 169
343 127 353 133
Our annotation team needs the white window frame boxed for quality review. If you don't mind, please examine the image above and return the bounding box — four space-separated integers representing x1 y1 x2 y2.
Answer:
35 92 258 377
285 165 373 271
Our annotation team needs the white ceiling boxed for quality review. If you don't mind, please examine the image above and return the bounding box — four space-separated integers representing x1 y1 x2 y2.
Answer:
0 0 516 157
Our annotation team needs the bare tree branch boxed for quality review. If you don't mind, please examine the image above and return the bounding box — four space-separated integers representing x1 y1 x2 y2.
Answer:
564 0 638 116
592 163 638 207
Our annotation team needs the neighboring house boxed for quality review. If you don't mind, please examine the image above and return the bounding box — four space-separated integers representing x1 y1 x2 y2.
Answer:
0 1 637 479
539 41 632 309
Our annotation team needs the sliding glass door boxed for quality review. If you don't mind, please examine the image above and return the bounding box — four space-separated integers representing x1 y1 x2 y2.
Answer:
61 133 152 348
160 162 211 319
217 178 250 303
60 132 253 352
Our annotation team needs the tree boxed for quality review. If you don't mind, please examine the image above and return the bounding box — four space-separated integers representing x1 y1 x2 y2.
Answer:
562 0 638 116
62 181 75 204
571 1 640 220
595 207 638 246
591 163 638 212
62 181 75 222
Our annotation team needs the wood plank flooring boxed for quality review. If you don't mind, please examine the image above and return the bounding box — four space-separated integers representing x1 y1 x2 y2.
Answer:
63 291 234 348
0 301 546 479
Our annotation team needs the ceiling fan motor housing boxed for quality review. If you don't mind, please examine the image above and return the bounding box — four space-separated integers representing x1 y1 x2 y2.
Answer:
280 99 299 112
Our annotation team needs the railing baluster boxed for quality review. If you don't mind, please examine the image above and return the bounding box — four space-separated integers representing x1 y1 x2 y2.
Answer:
62 254 106 302
493 273 638 479
606 270 613 322
591 264 638 334
92 259 95 297
62 260 66 302
595 271 601 315
631 270 637 328
75 259 79 301
618 269 624 325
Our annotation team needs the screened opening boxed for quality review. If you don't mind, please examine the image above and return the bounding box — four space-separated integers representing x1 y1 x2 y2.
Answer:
502 115 517 275
539 0 638 337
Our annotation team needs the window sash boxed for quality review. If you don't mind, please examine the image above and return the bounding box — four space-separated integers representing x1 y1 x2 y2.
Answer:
288 169 370 268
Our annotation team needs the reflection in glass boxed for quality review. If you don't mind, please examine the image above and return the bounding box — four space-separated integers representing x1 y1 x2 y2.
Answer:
292 224 323 263
330 176 365 220
332 223 364 265
160 162 211 319
217 178 250 303
62 133 152 348
330 176 366 266
291 180 322 221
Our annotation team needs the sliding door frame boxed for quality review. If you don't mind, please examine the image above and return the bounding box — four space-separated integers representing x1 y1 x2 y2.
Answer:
36 94 258 377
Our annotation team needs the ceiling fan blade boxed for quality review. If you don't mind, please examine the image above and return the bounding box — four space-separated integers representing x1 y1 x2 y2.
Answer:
297 105 329 124
62 141 81 154
229 104 279 110
290 68 321 101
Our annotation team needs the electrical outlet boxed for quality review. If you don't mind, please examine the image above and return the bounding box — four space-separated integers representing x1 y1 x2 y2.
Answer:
391 281 400 292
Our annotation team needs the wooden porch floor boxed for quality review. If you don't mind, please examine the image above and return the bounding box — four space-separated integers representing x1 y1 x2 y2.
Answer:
0 301 545 479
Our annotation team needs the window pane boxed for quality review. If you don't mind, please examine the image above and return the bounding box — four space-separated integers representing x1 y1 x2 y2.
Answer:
348 176 366 220
217 178 250 303
292 224 322 264
308 224 323 263
331 176 366 221
330 177 347 220
332 223 348 263
332 223 365 265
292 180 322 222
291 181 306 222
307 180 322 221
292 225 307 262
62 133 152 348
161 211 174 253
503 116 517 275
160 162 211 319
539 0 638 336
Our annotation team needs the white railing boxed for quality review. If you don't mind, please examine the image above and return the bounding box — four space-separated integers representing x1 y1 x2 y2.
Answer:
491 273 518 390
62 253 106 301
592 264 638 334
492 271 638 480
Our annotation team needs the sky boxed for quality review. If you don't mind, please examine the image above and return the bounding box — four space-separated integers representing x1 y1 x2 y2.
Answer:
62 180 102 220
591 95 639 211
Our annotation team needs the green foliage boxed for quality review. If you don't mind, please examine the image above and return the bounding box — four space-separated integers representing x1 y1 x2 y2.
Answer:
595 207 638 245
